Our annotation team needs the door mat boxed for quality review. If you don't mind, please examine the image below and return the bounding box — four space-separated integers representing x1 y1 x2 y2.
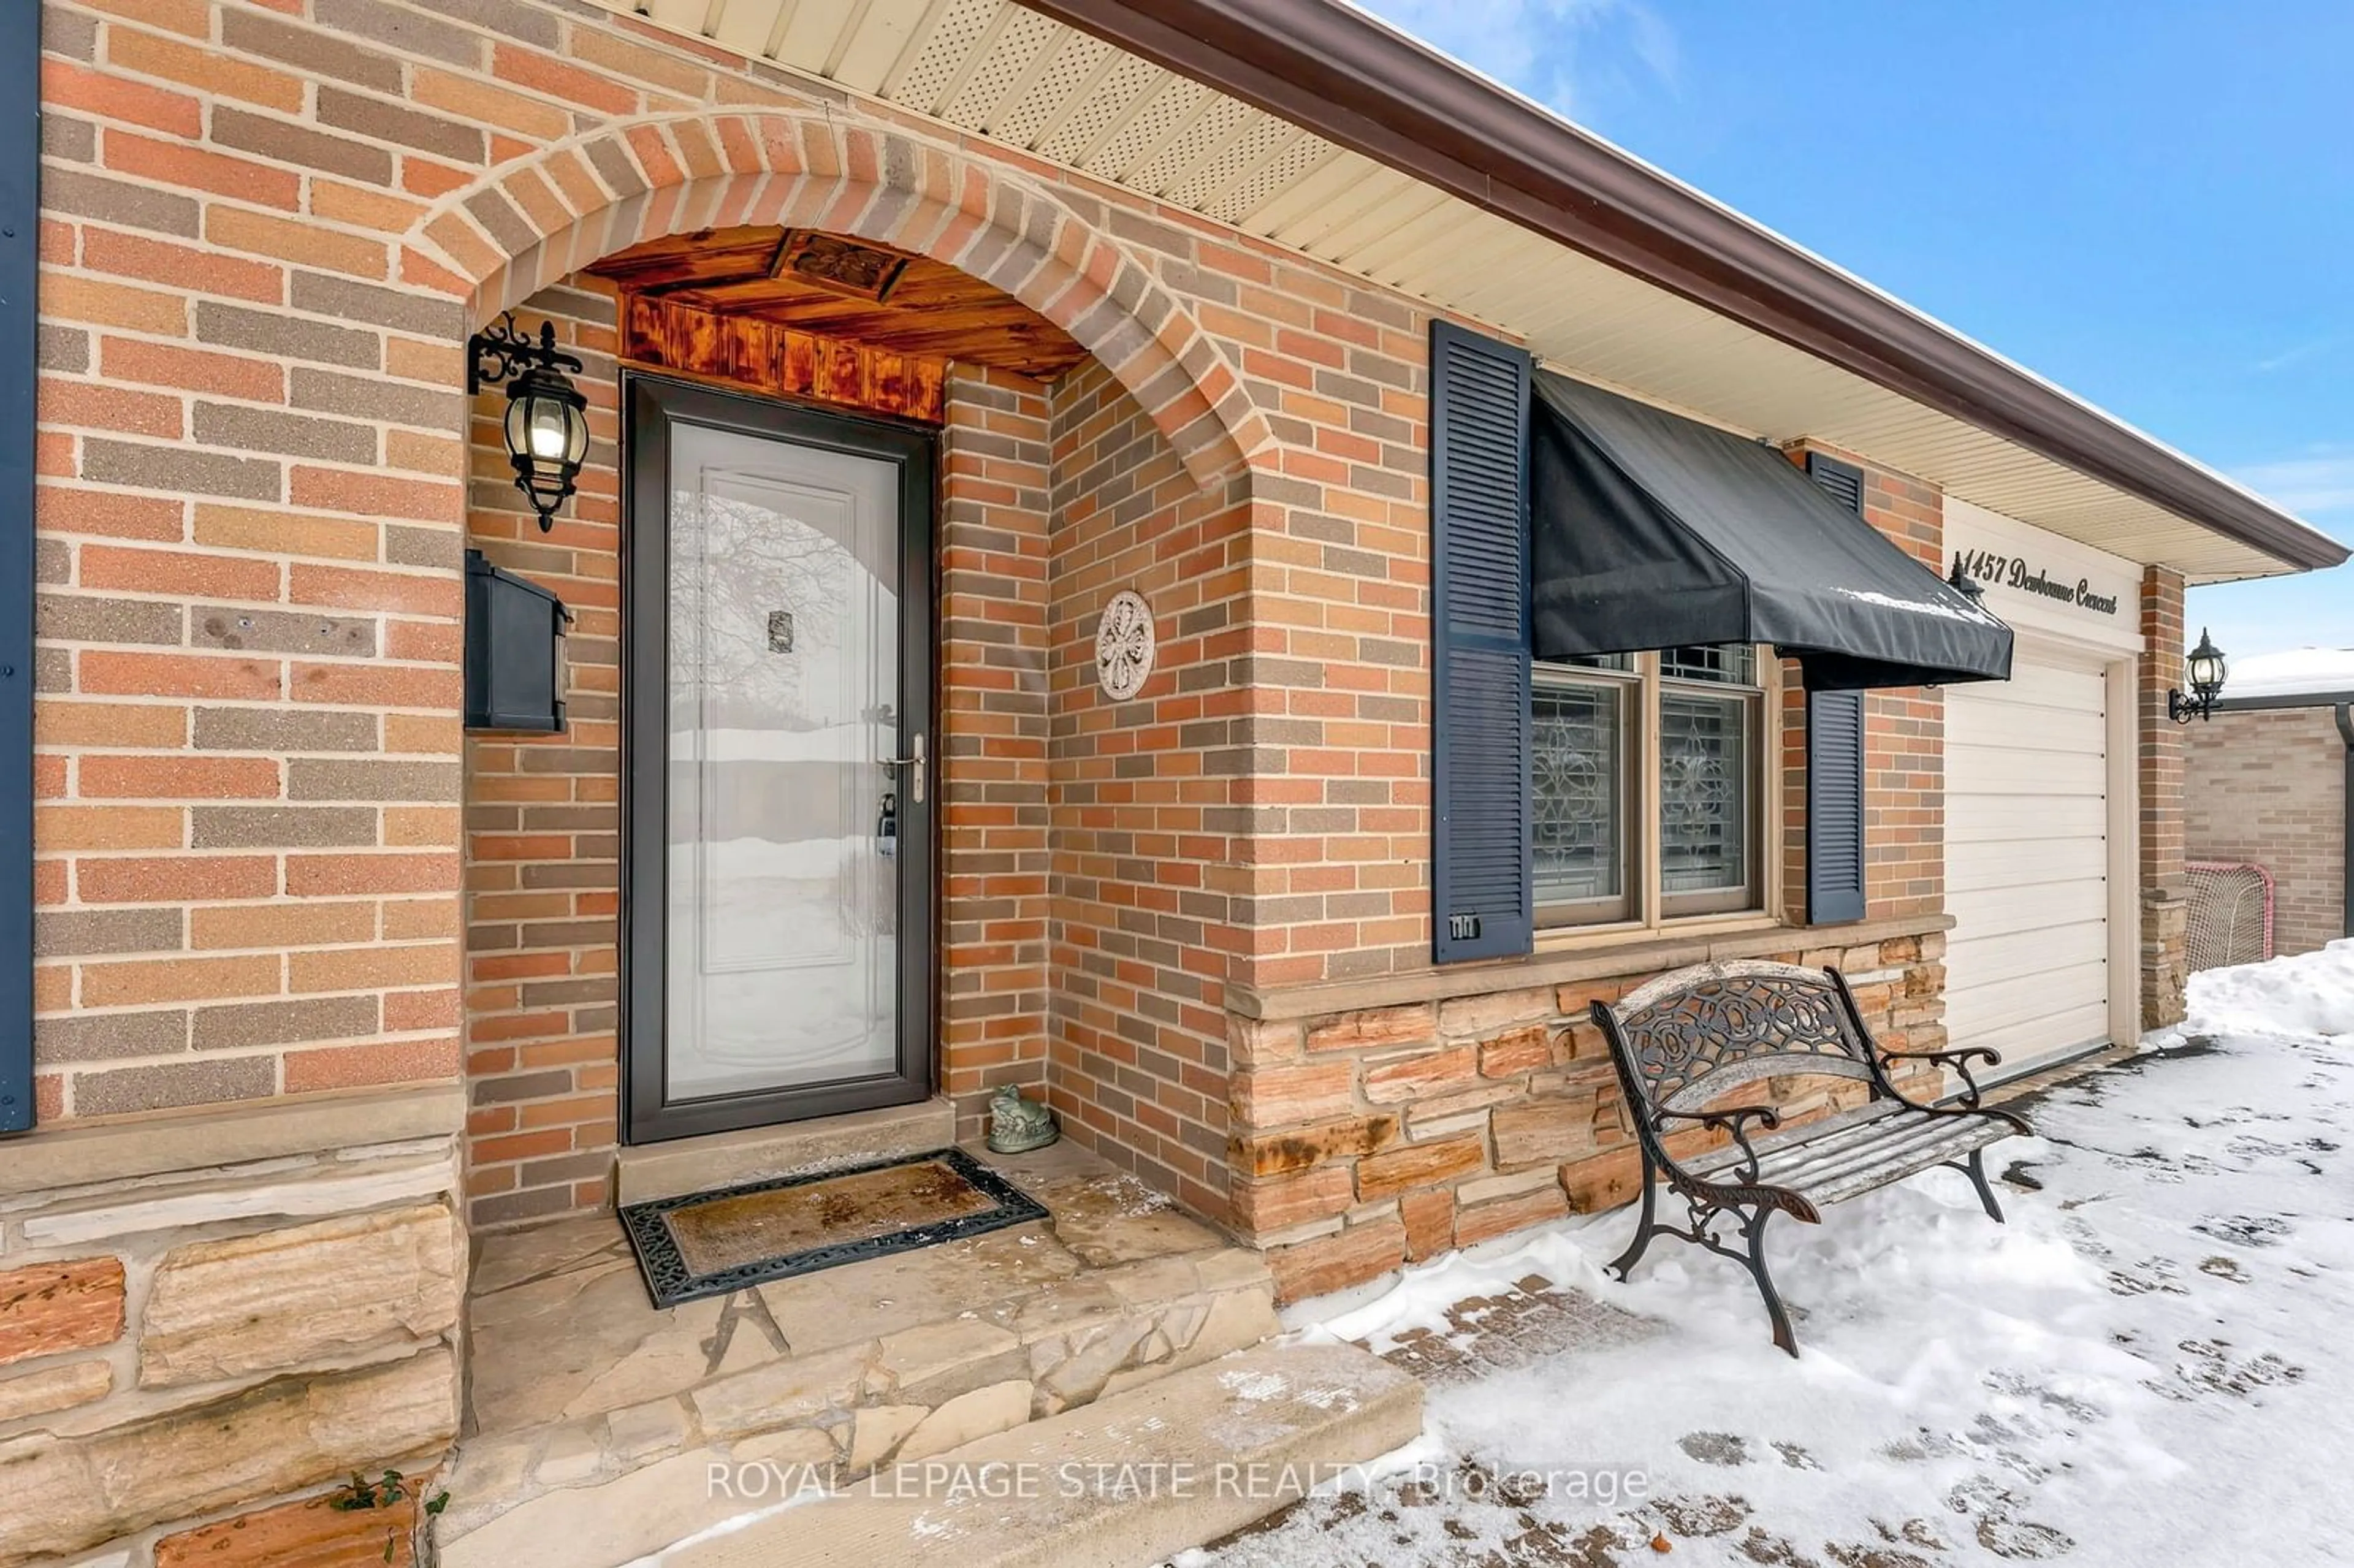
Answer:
619 1146 1049 1308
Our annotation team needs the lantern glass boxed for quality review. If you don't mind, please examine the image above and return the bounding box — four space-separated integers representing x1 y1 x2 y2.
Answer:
2185 629 2227 699
500 364 590 527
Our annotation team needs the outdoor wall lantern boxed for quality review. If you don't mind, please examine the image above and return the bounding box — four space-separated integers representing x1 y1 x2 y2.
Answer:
468 313 590 531
1946 556 1987 605
2169 627 2230 724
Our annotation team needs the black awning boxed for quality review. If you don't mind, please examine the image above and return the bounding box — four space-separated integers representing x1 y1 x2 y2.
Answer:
1529 372 2014 691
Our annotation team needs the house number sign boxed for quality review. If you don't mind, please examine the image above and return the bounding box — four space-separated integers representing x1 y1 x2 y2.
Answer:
1952 549 2121 616
1095 590 1156 700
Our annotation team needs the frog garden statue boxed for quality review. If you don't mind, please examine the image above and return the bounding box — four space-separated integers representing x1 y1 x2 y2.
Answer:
985 1084 1060 1154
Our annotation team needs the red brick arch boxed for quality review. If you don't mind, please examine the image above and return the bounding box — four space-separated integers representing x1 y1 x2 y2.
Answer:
402 111 1265 489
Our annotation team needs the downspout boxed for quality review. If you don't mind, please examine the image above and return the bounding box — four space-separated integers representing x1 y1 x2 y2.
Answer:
2337 704 2354 943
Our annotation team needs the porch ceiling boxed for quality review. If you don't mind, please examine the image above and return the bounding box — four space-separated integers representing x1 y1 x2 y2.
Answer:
585 225 1089 378
591 0 2333 584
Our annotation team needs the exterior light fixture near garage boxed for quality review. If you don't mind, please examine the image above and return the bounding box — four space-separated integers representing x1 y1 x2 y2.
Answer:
1947 555 1988 605
2171 627 2230 723
468 313 590 532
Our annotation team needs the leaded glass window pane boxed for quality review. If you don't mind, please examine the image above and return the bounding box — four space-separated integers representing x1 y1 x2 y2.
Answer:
1660 644 1755 685
1533 683 1621 907
1659 692 1748 894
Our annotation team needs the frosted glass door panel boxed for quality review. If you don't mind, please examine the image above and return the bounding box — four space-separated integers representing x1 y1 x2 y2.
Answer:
665 422 900 1102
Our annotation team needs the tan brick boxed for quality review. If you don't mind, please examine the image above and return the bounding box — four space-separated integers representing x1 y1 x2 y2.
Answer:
36 805 184 851
191 901 376 951
194 503 380 561
41 272 189 335
289 942 457 994
105 26 307 112
77 854 276 903
206 204 389 281
286 1035 460 1093
81 953 281 1007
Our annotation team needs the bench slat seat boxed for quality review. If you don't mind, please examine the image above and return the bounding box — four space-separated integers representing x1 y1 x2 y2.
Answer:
1589 959 2031 1355
1684 1098 2013 1208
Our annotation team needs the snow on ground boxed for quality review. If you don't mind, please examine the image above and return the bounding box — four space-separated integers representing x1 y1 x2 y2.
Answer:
1194 942 2354 1567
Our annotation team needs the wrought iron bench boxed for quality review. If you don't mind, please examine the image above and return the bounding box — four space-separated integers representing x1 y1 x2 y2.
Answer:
1589 959 2028 1355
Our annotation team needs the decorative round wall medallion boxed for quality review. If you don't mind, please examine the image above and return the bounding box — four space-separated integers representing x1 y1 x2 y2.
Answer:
1095 590 1156 701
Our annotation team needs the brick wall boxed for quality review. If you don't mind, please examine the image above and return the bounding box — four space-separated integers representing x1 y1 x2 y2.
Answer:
2139 566 2190 1025
459 290 1081 1225
461 278 620 1228
937 365 1056 1140
31 0 1287 1137
1778 449 1947 925
35 1 480 1122
2186 706 2348 957
1044 360 1252 1222
1215 267 1435 988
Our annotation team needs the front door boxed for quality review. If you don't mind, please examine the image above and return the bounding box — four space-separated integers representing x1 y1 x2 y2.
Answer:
624 378 934 1142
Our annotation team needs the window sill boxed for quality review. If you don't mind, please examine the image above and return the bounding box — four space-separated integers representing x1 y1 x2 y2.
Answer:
1230 910 1956 1022
1532 911 1781 953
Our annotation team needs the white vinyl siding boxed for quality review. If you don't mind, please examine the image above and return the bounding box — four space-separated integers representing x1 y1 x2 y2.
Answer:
1945 660 2112 1075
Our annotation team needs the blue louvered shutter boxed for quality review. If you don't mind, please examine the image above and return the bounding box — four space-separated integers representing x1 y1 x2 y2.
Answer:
1805 688 1867 924
1803 452 1869 925
1431 321 1533 963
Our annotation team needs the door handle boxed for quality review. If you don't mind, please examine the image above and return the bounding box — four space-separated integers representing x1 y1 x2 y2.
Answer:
880 730 924 804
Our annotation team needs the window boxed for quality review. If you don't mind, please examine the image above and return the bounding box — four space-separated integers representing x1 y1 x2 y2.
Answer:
1531 645 1767 928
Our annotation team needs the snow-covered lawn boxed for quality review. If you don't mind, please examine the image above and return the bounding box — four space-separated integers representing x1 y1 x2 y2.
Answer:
1199 943 2354 1567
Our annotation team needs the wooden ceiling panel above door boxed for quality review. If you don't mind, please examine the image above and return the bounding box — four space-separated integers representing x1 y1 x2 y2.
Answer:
587 226 1089 380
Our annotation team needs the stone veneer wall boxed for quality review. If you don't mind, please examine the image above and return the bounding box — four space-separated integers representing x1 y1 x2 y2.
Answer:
0 1092 463 1566
2185 706 2348 957
1227 921 1949 1302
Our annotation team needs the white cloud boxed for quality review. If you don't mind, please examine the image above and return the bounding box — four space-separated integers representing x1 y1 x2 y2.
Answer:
1351 0 1677 120
2251 335 2334 375
2233 449 2354 520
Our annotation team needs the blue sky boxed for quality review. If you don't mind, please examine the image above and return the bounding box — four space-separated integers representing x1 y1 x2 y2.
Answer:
1356 0 2353 658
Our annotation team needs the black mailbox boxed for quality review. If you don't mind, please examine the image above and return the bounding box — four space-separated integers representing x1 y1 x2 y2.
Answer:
464 549 569 733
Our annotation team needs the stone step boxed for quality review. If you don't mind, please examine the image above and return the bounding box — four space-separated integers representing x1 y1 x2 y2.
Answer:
439 1238 1284 1568
614 1099 958 1206
664 1341 1423 1568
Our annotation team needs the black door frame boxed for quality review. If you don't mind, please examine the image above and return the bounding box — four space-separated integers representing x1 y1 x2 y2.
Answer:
621 374 938 1144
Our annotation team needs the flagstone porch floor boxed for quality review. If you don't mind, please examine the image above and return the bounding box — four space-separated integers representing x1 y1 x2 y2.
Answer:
438 1140 1280 1567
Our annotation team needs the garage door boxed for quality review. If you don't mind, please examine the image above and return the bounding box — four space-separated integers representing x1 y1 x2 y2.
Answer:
1945 660 2112 1077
